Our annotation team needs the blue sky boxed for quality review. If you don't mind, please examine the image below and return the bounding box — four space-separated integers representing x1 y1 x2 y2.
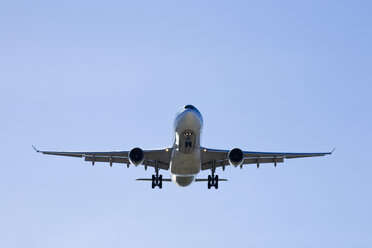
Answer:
1 0 371 247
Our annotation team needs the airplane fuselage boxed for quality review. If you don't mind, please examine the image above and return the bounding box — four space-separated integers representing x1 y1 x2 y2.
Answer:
170 105 203 187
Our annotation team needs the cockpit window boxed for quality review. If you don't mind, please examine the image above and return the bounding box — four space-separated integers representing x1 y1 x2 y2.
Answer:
184 105 196 110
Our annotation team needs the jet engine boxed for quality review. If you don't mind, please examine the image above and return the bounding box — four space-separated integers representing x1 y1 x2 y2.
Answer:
228 148 244 167
129 147 144 166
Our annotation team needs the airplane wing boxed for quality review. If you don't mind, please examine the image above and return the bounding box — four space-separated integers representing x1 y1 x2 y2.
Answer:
201 147 334 170
33 146 172 170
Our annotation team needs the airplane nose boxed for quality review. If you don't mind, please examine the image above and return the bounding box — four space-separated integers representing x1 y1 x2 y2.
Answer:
183 110 195 120
183 105 201 116
184 105 198 111
174 105 203 132
180 110 201 125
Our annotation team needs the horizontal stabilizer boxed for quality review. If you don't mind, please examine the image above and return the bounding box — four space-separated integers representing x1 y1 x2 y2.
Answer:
195 179 228 182
136 178 172 182
136 178 228 182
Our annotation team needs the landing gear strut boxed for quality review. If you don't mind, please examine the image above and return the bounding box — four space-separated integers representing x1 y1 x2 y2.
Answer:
208 163 219 189
151 165 163 189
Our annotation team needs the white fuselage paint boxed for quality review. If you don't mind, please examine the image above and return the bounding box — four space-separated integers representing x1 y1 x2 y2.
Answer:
170 107 203 187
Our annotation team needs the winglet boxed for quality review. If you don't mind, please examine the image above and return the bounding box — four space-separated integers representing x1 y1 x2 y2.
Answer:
331 147 336 154
32 145 40 153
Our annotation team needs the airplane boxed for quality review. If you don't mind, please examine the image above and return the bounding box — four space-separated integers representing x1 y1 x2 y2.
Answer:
33 105 333 189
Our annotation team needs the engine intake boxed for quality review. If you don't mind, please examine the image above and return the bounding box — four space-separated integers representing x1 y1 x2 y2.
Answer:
129 147 144 166
228 148 244 167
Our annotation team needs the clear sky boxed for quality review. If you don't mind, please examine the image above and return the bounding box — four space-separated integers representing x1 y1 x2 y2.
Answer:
1 0 371 247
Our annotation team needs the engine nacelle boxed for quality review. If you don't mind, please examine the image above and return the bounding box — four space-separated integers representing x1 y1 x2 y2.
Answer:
129 147 144 166
228 148 244 167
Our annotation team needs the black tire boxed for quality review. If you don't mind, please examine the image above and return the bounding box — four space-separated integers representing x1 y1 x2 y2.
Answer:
152 175 156 189
208 181 211 189
159 175 163 189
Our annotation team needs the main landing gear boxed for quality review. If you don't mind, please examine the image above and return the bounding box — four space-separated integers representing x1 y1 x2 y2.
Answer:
151 166 163 189
208 164 219 189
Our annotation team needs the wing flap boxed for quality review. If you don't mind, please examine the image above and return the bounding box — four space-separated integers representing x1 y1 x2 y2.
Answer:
243 157 284 164
84 156 129 164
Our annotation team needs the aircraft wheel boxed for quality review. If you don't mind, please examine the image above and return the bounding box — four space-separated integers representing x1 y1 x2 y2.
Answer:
151 175 156 189
159 175 163 189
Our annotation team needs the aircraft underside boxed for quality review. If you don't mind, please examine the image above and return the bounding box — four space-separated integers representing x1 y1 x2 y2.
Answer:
34 104 332 189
